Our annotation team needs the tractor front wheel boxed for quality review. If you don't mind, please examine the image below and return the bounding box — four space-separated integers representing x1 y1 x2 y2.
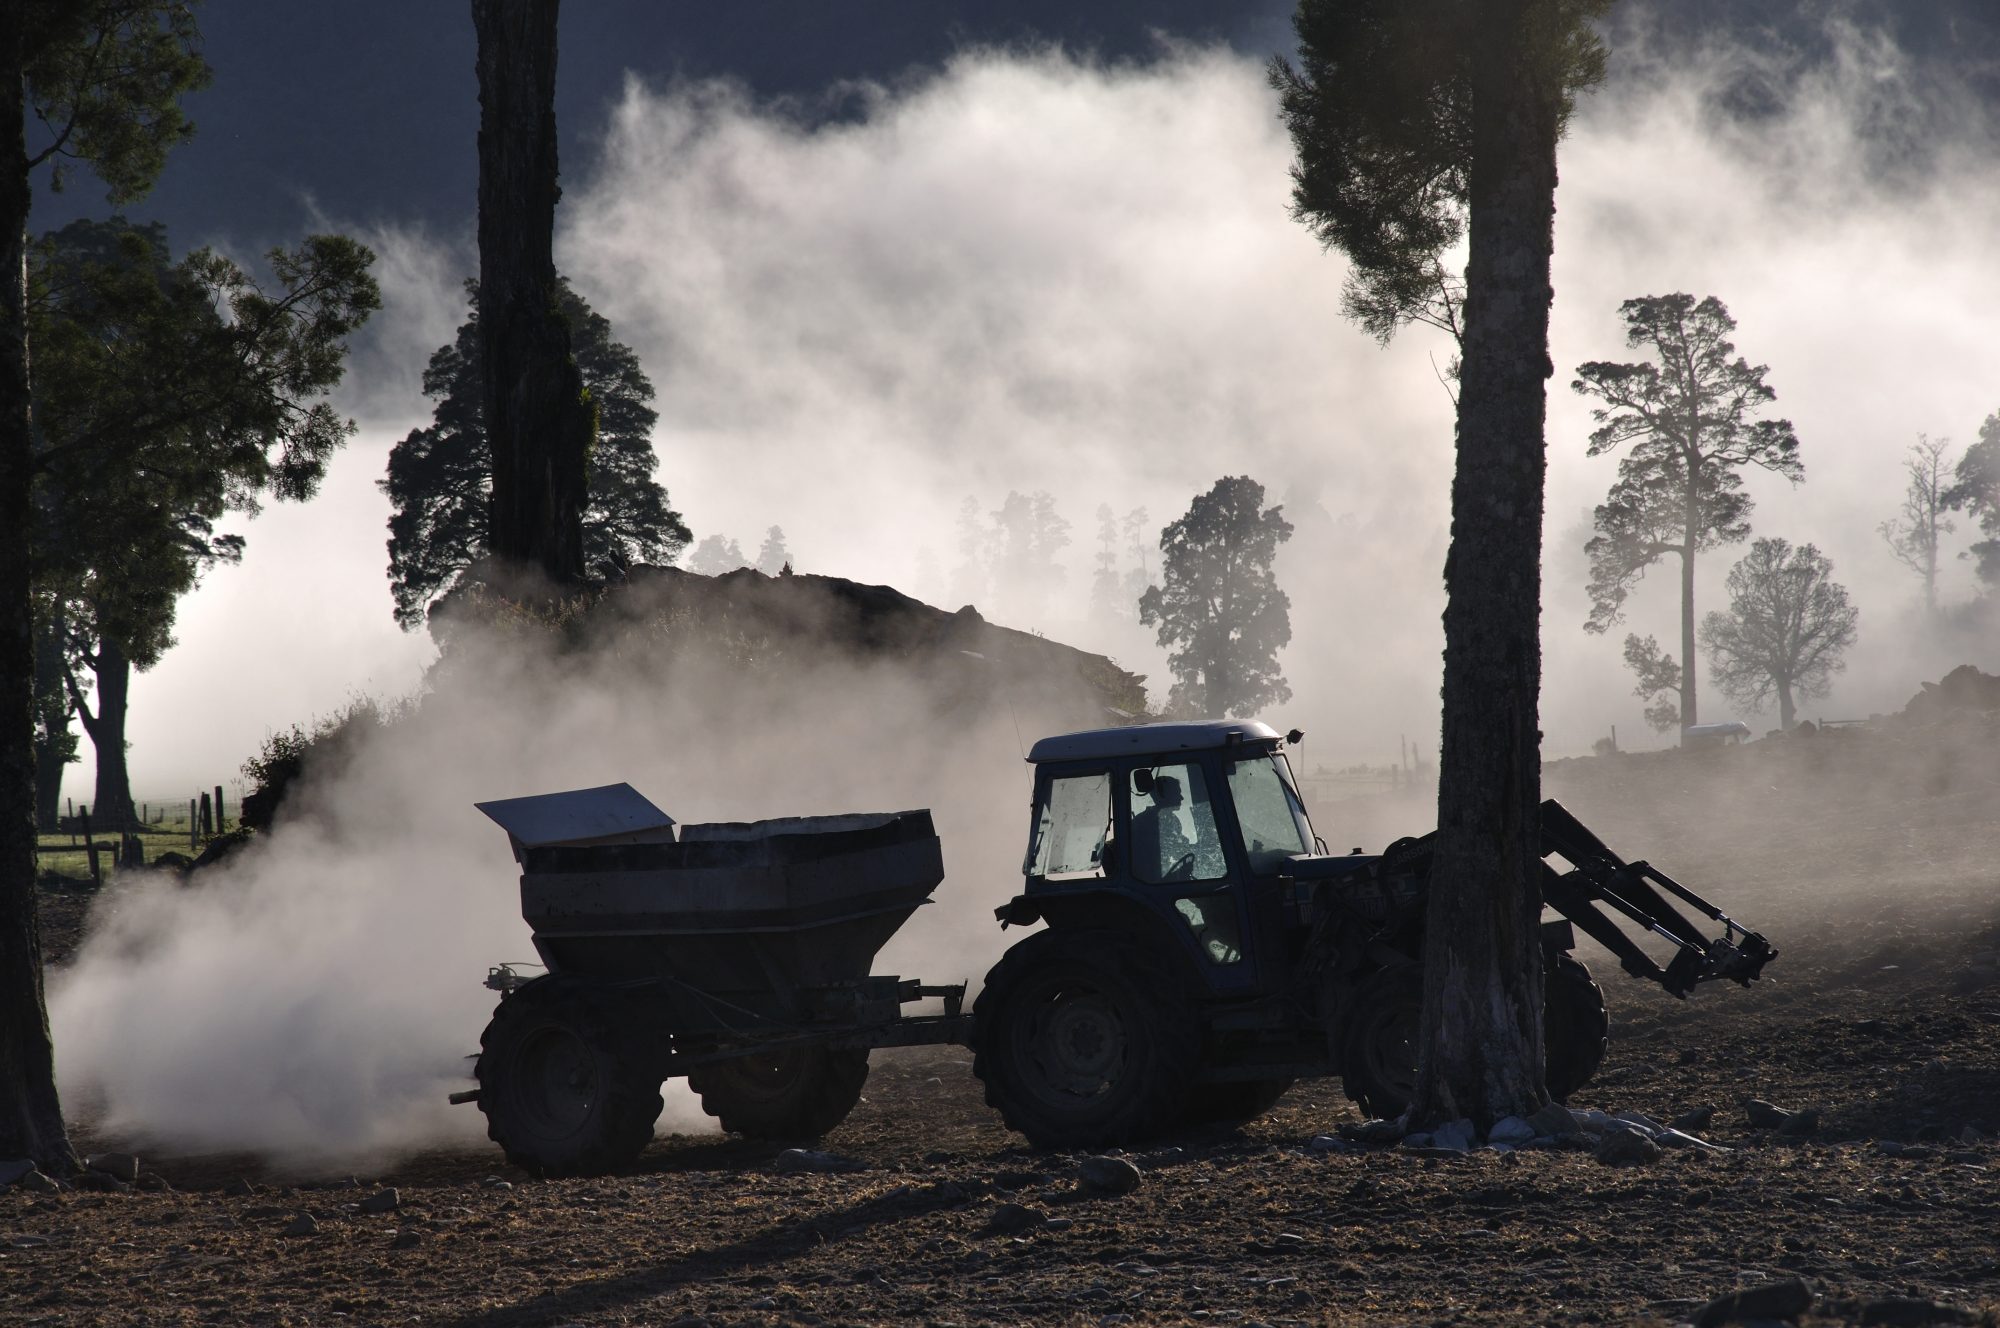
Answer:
972 928 1200 1150
688 1046 869 1141
1543 953 1609 1102
475 979 663 1178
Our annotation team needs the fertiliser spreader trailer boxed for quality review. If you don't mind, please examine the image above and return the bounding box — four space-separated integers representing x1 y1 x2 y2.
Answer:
458 723 1776 1176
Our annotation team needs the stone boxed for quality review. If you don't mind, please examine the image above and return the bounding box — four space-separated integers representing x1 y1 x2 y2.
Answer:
85 1153 140 1184
1338 1117 1407 1145
1526 1101 1583 1139
1306 1134 1351 1154
1857 1296 1976 1325
773 1149 864 1175
1656 1128 1730 1153
18 1170 58 1195
1594 1126 1662 1167
390 1229 423 1250
480 1177 514 1190
1673 1105 1717 1132
984 1202 1046 1234
1570 1108 1615 1135
1692 1277 1814 1327
1430 1119 1475 1152
1745 1099 1794 1129
0 1159 35 1187
1777 1108 1821 1137
1612 1110 1665 1135
1876 1139 1906 1156
281 1214 319 1237
1078 1155 1143 1195
1488 1116 1538 1146
358 1187 400 1215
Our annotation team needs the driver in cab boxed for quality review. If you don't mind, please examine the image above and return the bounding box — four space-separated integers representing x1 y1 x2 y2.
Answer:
1131 773 1217 882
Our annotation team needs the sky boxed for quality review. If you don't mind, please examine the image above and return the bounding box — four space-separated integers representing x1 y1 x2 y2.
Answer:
31 0 2000 806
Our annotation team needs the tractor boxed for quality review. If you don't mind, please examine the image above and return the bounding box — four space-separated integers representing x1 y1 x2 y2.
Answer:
459 721 1773 1172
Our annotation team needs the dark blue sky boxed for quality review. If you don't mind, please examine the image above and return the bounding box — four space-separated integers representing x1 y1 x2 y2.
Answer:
29 0 1997 252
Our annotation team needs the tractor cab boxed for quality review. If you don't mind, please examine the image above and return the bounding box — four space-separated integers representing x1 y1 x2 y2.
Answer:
997 720 1337 996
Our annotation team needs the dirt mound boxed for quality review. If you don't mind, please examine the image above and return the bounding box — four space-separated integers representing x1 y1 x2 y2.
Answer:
1902 663 2000 721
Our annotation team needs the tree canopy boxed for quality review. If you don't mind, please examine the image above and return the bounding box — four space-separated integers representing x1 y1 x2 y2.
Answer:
1878 435 1956 616
1140 476 1293 718
1699 538 1858 732
31 216 380 822
1943 411 2000 590
1574 293 1802 732
382 278 689 628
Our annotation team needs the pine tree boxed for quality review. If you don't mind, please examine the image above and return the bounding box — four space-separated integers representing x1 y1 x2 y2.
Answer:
755 525 792 574
1140 477 1293 718
1089 504 1123 620
1573 294 1803 733
382 278 689 628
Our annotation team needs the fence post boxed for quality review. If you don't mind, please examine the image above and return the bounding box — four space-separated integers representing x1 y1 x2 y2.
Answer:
214 784 226 835
199 791 212 839
189 798 198 852
81 807 100 888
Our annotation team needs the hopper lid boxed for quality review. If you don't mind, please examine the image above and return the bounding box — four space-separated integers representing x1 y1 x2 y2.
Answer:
476 783 677 861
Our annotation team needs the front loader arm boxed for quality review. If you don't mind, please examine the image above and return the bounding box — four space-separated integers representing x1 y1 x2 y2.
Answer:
1538 800 1776 998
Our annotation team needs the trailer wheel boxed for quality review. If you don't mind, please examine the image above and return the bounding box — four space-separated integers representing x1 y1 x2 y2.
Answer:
972 928 1199 1150
1543 953 1609 1102
1338 963 1424 1119
1184 1078 1294 1126
476 979 662 1178
688 1046 869 1141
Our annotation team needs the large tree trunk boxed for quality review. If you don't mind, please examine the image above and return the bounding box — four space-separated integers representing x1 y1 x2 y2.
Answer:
0 25 80 1175
1776 678 1795 732
473 0 590 589
83 636 135 828
1405 0 1560 1133
31 620 71 832
1679 502 1699 738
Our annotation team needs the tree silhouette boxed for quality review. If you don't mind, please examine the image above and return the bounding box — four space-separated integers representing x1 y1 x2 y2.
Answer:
1699 538 1858 731
1944 411 2000 589
1089 504 1122 620
755 525 791 574
1878 435 1956 617
1274 0 1611 1129
687 534 747 575
1140 476 1293 718
382 278 687 628
1573 294 1802 733
3 0 209 1178
33 219 379 826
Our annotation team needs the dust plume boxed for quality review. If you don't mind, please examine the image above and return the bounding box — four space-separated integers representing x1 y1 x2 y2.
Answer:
50 578 1117 1169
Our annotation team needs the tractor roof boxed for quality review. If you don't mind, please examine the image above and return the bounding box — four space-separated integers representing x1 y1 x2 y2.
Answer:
1028 720 1282 764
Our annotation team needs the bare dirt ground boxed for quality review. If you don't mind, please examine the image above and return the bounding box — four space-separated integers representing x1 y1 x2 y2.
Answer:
7 724 2000 1327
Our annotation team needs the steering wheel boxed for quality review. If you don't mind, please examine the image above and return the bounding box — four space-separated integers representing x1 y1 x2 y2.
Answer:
1166 852 1196 882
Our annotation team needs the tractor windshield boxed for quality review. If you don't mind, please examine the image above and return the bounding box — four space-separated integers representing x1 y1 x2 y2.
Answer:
1227 751 1315 873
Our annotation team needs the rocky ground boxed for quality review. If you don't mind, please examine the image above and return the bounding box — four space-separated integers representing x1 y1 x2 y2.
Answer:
6 723 2000 1326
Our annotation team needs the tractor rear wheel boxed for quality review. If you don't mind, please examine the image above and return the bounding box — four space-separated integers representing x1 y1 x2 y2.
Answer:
1543 953 1609 1102
972 928 1200 1150
476 979 663 1178
688 1046 869 1141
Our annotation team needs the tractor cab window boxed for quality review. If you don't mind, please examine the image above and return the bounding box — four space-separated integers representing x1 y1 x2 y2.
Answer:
1227 752 1315 873
1129 762 1226 884
1027 772 1112 879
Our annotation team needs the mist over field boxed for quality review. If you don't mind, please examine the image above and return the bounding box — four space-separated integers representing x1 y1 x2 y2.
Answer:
40 15 2000 1167
91 17 2000 817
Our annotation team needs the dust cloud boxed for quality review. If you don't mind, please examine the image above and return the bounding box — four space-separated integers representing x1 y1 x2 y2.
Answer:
50 591 1101 1170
